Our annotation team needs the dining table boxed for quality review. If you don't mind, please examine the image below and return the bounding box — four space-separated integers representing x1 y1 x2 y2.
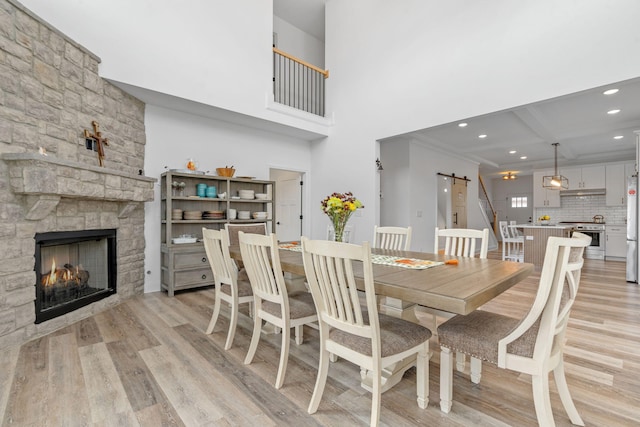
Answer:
228 242 534 393
229 243 533 316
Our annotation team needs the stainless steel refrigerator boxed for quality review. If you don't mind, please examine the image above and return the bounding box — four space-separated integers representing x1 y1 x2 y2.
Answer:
627 175 638 282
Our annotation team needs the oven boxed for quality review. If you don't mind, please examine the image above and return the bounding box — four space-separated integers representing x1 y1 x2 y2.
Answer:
560 222 605 259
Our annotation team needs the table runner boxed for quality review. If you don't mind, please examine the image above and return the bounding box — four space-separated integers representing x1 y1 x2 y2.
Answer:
278 242 444 270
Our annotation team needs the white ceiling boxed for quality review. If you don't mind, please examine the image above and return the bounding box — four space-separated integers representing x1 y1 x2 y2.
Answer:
394 77 640 178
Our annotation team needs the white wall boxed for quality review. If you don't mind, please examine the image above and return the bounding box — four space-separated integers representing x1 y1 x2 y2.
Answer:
310 0 640 245
17 0 329 134
142 105 312 292
273 16 325 68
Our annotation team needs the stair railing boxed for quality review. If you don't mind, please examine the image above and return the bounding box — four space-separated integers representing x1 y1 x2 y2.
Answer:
478 175 498 236
273 47 328 117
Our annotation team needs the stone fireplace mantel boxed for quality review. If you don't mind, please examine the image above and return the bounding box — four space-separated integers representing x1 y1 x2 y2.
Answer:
2 153 156 220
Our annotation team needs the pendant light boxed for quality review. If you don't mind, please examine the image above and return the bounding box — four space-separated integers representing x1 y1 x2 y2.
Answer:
503 172 517 180
542 142 568 190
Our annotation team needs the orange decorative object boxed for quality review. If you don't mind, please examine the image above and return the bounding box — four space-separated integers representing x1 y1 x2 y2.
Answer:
187 159 196 171
445 259 459 265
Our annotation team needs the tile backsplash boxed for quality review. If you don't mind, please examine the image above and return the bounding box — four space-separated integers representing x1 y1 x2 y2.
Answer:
534 195 626 224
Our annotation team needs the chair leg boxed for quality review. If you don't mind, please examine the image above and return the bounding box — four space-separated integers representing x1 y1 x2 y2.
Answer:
224 299 239 350
440 346 454 413
532 374 555 427
274 323 291 389
244 311 262 365
456 352 466 372
370 366 382 427
416 343 429 409
294 324 303 345
205 294 222 335
502 240 506 261
308 347 330 414
553 359 585 426
470 356 482 384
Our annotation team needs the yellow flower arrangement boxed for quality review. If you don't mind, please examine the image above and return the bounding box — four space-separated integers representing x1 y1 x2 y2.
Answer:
321 192 364 242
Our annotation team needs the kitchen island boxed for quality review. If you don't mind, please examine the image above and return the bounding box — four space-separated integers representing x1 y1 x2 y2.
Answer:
511 224 575 269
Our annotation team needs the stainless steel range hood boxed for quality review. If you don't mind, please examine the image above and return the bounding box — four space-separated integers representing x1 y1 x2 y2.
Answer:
559 188 606 196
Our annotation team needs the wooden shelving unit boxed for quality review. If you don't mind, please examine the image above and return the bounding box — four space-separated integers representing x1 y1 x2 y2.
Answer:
160 171 275 295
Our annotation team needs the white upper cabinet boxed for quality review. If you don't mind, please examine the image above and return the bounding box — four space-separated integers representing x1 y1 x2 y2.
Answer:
533 170 561 207
606 162 635 206
562 165 606 190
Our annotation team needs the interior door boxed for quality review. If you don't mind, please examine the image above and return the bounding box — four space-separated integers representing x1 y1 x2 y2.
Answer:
505 192 533 225
271 169 302 242
451 179 467 228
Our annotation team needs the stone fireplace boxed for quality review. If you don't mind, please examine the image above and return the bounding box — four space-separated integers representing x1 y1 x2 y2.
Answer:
0 0 155 349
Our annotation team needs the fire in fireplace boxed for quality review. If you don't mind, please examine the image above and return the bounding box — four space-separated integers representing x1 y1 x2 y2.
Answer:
35 229 117 323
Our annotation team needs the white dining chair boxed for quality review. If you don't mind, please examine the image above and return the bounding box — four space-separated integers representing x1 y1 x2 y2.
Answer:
201 227 253 350
434 227 489 258
438 232 591 426
239 231 318 389
423 227 490 371
372 225 412 251
499 220 524 262
301 237 431 426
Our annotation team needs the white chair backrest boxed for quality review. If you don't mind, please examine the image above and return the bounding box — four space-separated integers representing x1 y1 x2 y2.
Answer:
498 232 591 367
202 228 236 286
434 227 489 259
373 225 412 251
238 231 288 305
301 238 379 342
498 221 511 241
225 223 268 246
509 220 522 238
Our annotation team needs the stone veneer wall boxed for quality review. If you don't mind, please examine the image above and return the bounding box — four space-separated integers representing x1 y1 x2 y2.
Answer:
0 0 154 349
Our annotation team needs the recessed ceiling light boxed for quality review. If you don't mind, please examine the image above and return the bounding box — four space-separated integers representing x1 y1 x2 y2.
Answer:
458 122 468 127
603 88 619 95
614 135 624 140
607 109 621 115
478 134 487 139
509 150 517 154
520 156 527 160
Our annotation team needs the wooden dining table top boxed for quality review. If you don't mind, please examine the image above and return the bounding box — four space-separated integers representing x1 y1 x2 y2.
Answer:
228 245 534 316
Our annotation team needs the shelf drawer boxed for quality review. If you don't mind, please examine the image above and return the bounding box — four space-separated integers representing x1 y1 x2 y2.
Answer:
162 267 213 287
163 250 209 269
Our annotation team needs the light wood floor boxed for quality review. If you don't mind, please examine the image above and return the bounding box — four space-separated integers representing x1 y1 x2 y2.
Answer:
1 251 639 426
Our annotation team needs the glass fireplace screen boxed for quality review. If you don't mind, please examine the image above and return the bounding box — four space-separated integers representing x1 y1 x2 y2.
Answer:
35 229 117 323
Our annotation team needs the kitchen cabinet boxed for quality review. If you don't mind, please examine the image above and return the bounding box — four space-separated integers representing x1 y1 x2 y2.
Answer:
563 165 605 190
605 225 627 260
533 170 561 207
606 162 635 206
160 171 275 296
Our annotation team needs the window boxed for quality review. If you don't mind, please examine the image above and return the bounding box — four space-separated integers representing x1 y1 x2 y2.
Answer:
511 196 528 208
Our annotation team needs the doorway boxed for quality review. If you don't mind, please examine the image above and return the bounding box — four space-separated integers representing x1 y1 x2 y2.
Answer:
451 178 468 228
504 192 533 225
270 168 303 242
437 175 468 229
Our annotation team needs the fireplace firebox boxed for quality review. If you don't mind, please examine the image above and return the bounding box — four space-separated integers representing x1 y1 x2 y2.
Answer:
35 229 117 323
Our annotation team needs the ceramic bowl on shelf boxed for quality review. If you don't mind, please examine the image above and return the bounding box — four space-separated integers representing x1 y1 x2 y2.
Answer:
237 210 251 220
172 236 198 244
252 212 268 219
239 190 255 200
255 193 268 200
